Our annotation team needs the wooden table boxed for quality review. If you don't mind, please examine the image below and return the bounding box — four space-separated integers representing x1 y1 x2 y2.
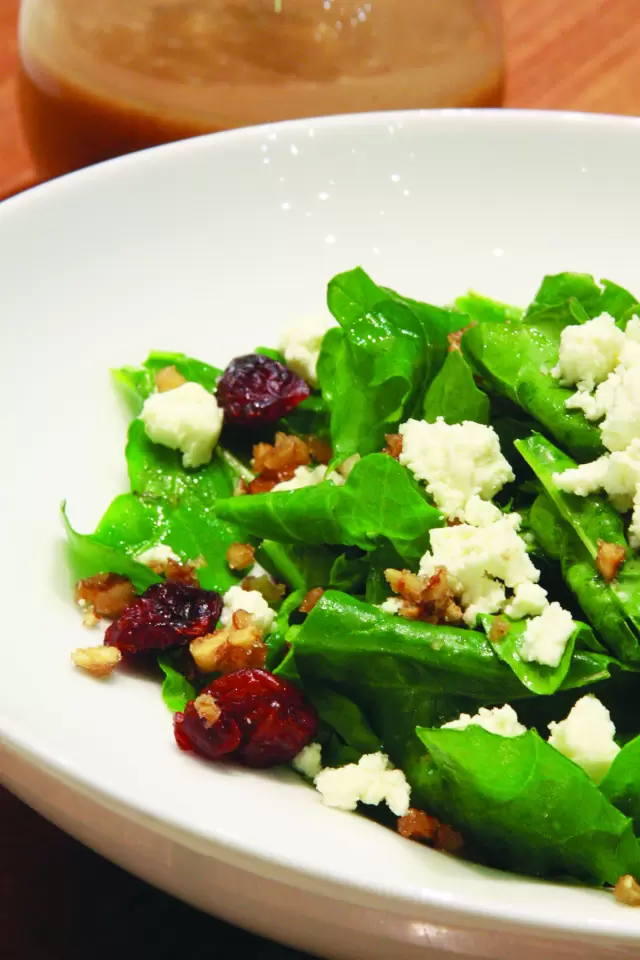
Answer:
2 1 639 957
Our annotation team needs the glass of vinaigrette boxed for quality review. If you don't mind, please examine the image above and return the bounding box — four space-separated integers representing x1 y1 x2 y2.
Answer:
18 0 504 179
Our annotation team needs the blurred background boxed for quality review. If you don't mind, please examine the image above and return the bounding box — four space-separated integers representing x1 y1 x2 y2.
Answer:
2 0 639 956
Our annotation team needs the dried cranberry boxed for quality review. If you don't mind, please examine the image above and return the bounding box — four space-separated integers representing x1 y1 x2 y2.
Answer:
105 581 222 655
216 354 310 427
174 668 318 768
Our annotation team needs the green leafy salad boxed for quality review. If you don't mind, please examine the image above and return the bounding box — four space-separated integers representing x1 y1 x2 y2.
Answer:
65 267 640 904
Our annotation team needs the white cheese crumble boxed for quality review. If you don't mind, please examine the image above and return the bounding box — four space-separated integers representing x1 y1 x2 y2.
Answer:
443 704 526 738
135 544 180 568
278 316 335 388
554 439 640 511
140 381 223 468
271 464 345 492
419 513 540 625
520 602 574 668
398 418 514 524
378 596 403 615
630 487 640 549
551 312 625 392
220 585 275 633
314 752 410 816
292 742 323 780
504 581 549 619
547 695 620 783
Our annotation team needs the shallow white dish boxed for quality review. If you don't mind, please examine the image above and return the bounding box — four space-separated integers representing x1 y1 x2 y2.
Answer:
2 110 640 960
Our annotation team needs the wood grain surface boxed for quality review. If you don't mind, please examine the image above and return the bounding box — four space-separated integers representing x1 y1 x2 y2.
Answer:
2 1 639 957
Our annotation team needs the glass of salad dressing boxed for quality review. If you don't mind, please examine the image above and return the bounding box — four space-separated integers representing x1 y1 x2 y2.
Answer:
18 0 504 180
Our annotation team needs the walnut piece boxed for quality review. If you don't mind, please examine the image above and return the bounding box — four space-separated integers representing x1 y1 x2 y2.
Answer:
489 617 511 643
614 875 640 907
299 587 324 614
226 542 256 571
397 808 464 855
248 432 333 494
241 574 286 604
155 365 187 392
71 646 122 677
194 693 221 727
74 573 135 619
596 540 626 583
305 436 333 465
382 433 403 459
384 567 463 625
190 609 267 674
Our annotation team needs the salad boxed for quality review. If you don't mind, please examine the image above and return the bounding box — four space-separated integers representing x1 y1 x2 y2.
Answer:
65 267 640 906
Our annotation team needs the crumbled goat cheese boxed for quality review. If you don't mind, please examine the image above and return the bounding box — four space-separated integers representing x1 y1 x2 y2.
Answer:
630 487 640 549
551 313 625 392
504 581 549 619
419 513 539 625
443 704 526 738
292 742 323 780
220 585 275 633
398 418 514 524
520 602 574 668
599 365 640 453
378 596 403 615
554 439 640 511
278 316 335 388
140 381 223 468
548 695 620 784
314 752 410 816
135 544 180 568
271 464 345 492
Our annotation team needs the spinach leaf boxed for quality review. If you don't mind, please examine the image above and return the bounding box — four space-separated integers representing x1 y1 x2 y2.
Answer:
479 614 600 695
257 540 340 592
318 268 464 463
423 350 490 425
600 736 640 831
266 589 306 670
524 273 638 326
157 653 196 712
454 292 523 325
415 726 640 884
216 454 443 565
112 351 221 414
462 312 603 463
61 503 161 593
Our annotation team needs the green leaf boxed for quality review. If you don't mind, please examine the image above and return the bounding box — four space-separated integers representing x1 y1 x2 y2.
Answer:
157 653 196 712
415 726 640 884
454 292 523 325
524 273 638 326
600 736 640 831
61 503 161 593
318 267 465 463
216 454 444 565
423 350 490 425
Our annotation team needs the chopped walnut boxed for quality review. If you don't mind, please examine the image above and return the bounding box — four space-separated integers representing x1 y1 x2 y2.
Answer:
74 573 135 619
435 823 465 855
614 875 640 907
489 617 511 643
382 433 403 459
190 609 267 674
596 540 626 583
155 365 187 392
165 559 199 585
71 645 122 677
299 587 324 614
226 542 256 571
248 432 332 494
194 693 221 727
82 607 100 629
241 574 286 604
305 436 333 465
397 808 439 842
384 567 463 625
447 320 477 353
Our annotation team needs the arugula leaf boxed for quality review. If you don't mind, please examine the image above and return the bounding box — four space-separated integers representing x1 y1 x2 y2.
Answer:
462 318 603 463
479 614 600 695
61 503 161 593
454 292 523 325
157 653 196 712
524 273 638 326
423 350 490 425
318 268 464 463
112 351 221 414
415 726 640 884
600 736 640 831
216 454 443 565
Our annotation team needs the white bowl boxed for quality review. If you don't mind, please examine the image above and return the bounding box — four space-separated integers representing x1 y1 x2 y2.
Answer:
2 110 639 960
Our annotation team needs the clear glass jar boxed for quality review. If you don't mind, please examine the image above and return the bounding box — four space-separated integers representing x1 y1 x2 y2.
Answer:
18 0 504 179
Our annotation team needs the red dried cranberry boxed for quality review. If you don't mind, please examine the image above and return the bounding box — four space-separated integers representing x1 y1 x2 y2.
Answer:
105 581 221 655
173 668 318 768
216 354 310 427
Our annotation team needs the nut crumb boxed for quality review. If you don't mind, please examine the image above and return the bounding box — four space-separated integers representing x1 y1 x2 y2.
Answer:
397 808 439 842
226 542 256 571
614 875 640 907
72 645 122 677
155 365 187 392
74 573 135 619
299 587 324 614
596 540 626 583
385 567 463 625
489 617 510 643
382 433 403 459
190 610 267 674
194 693 221 727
